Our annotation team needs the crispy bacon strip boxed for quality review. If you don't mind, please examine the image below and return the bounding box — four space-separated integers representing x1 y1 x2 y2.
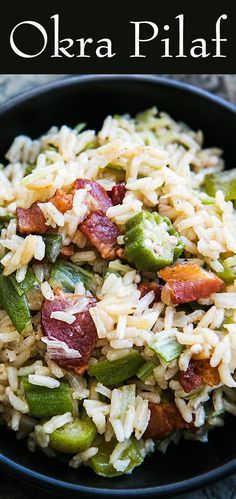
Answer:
138 282 162 305
50 189 73 213
109 183 126 206
79 210 120 259
41 294 97 373
16 203 48 235
73 179 113 214
144 401 192 439
179 360 220 393
159 263 224 305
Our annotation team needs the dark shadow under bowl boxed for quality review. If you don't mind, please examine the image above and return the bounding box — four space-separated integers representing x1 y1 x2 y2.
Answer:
0 75 235 497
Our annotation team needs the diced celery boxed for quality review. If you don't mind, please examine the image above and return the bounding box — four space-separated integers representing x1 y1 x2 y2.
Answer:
108 260 133 275
137 361 154 382
150 335 183 363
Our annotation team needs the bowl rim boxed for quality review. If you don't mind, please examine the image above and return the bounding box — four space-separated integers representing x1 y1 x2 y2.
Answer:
0 74 235 497
0 74 235 116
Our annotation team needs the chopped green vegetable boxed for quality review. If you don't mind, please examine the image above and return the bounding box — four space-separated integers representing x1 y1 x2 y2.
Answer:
201 197 215 206
24 164 36 176
161 389 174 403
43 234 63 263
108 260 133 275
22 378 73 418
216 259 236 284
0 273 31 334
74 122 87 133
49 260 99 294
124 211 184 271
0 214 15 222
89 437 143 477
88 352 145 386
150 334 183 363
137 361 154 382
83 141 97 151
204 169 236 201
9 269 39 296
49 417 97 453
204 400 224 419
102 165 126 182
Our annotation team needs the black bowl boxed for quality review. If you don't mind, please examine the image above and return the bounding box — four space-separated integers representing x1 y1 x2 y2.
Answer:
0 75 236 498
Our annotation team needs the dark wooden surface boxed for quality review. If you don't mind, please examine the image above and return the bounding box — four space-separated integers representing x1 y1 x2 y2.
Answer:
0 74 235 499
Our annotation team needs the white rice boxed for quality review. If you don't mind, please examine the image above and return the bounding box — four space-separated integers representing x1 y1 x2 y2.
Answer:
28 374 60 389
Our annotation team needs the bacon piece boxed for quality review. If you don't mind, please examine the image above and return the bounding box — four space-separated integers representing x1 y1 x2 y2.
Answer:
159 263 224 305
41 294 97 373
73 179 112 214
201 360 220 386
50 189 73 213
79 210 120 259
144 401 189 439
179 360 202 393
60 244 75 259
16 203 48 235
138 282 162 305
179 360 220 393
110 183 126 206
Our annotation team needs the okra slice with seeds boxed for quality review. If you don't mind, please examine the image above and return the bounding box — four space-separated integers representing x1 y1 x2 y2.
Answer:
204 169 236 201
89 437 144 477
88 351 145 386
124 211 183 272
49 417 97 453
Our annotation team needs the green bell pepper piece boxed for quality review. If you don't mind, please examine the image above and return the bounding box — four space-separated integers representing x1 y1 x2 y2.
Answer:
204 169 236 201
9 269 39 296
43 234 63 263
124 211 183 271
22 378 73 418
89 437 143 477
88 352 145 386
49 417 97 453
0 273 31 334
49 259 99 294
150 335 183 363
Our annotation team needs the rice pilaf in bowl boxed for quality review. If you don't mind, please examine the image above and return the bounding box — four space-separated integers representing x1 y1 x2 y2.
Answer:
0 98 236 480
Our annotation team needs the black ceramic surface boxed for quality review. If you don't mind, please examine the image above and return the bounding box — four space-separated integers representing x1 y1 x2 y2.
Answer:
0 75 235 498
